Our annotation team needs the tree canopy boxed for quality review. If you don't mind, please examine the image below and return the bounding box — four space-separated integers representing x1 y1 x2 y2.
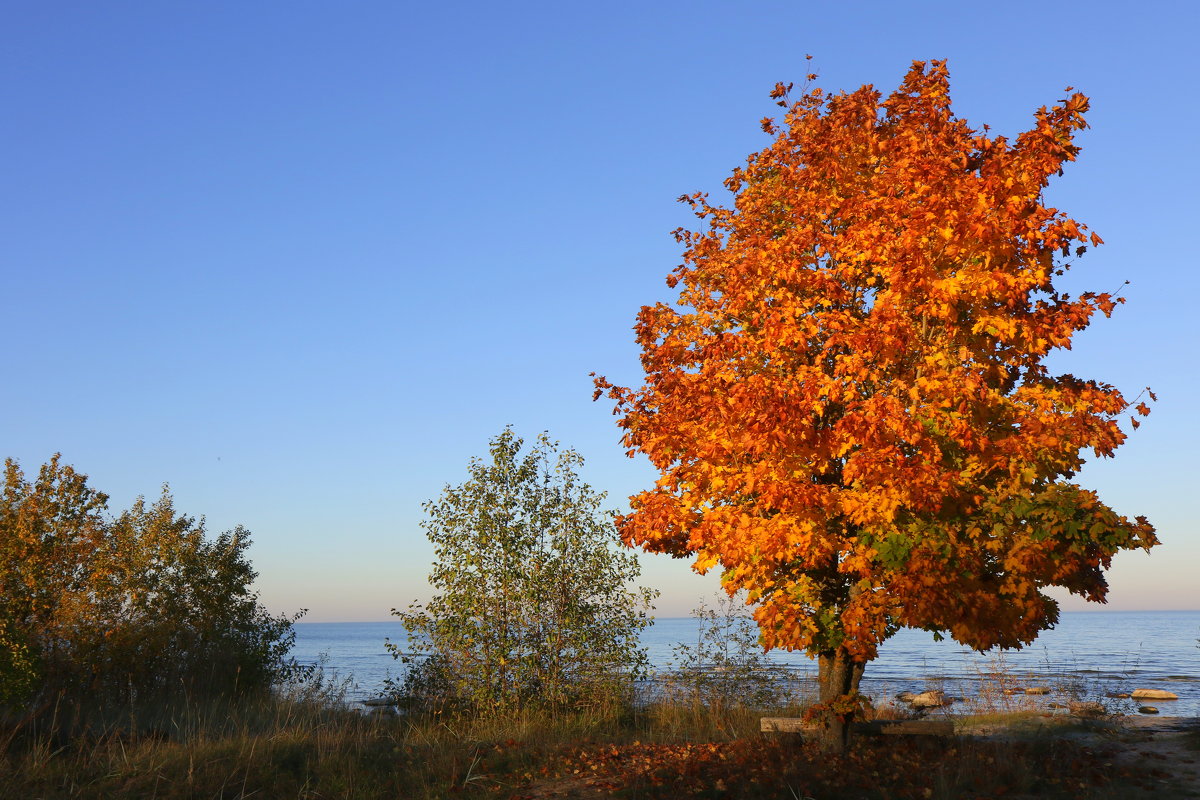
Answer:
595 59 1157 744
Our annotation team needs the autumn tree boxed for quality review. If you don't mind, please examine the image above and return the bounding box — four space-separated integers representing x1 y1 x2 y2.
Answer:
391 428 657 713
0 455 300 714
99 492 300 700
0 455 109 704
595 60 1157 749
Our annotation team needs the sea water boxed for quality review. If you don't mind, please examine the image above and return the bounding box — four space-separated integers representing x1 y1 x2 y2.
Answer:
290 610 1200 716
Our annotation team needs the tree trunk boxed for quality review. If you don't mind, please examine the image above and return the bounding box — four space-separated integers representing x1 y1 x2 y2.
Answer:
816 647 865 753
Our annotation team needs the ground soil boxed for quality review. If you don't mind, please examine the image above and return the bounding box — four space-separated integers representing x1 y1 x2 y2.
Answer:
965 714 1200 799
1111 716 1200 797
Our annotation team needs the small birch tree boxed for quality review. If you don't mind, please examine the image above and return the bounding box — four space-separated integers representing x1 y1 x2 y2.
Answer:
391 428 657 713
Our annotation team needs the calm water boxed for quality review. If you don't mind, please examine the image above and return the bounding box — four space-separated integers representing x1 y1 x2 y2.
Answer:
291 611 1200 716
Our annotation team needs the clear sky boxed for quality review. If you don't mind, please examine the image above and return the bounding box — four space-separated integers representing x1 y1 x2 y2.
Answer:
2 1 1196 621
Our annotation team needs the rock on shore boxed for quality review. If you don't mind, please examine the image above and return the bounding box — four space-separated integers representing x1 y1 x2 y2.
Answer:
896 690 951 708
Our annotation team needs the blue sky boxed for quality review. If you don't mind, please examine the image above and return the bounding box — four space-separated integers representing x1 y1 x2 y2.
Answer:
2 1 1196 621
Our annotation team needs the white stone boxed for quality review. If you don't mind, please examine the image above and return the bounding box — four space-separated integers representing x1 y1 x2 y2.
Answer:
910 690 950 708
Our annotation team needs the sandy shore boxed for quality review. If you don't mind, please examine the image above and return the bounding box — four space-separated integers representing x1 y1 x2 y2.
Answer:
1087 716 1199 798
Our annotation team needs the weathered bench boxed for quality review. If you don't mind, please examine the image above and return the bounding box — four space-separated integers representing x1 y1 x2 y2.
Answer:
761 717 955 736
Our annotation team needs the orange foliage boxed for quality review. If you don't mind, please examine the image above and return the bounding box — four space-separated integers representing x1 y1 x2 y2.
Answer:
595 61 1156 666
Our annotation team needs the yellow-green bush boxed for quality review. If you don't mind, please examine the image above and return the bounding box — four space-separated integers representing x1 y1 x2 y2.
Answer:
0 454 301 721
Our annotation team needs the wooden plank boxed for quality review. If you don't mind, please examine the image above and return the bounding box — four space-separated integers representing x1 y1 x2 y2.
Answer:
760 717 954 736
874 719 954 736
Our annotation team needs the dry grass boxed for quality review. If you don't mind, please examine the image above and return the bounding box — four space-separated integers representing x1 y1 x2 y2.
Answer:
0 688 771 799
0 671 1176 799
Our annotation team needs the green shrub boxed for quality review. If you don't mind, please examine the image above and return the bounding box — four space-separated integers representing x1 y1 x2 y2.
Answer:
666 592 791 711
390 428 657 715
0 454 301 721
